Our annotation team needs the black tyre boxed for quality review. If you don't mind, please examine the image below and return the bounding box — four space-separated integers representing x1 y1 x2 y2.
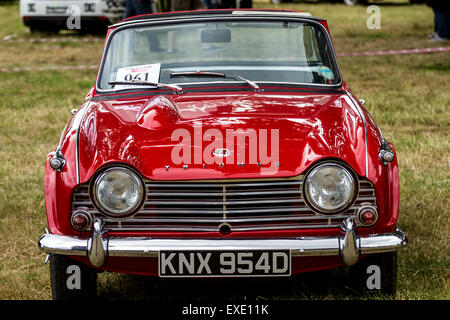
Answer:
29 27 60 34
49 254 97 300
81 21 109 36
348 251 397 297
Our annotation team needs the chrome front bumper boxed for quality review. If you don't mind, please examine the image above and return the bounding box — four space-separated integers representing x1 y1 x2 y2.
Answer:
38 218 407 268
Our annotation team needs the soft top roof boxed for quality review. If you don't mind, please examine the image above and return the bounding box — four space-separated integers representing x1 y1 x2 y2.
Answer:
114 9 325 28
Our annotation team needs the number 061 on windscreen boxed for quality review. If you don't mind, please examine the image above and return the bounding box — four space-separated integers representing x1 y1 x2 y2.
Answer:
114 63 161 90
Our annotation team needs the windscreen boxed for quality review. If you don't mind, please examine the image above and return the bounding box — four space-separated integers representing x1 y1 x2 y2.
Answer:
98 20 340 90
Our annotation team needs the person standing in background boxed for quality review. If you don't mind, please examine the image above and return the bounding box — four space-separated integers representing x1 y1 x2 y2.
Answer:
123 0 161 51
426 0 450 41
150 0 158 13
124 0 157 19
168 0 205 53
203 0 221 9
171 0 205 12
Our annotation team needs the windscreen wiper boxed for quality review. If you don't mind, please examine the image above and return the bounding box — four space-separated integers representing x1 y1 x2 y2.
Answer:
108 80 183 94
170 71 261 92
170 71 226 78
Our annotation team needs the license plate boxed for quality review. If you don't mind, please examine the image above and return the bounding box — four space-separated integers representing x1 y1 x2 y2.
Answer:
46 6 68 14
158 250 291 277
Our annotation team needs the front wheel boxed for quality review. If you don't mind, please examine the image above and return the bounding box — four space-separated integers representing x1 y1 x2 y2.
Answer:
49 254 97 300
348 251 398 296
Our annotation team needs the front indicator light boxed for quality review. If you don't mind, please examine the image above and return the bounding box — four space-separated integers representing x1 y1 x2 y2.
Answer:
71 209 92 231
357 206 378 227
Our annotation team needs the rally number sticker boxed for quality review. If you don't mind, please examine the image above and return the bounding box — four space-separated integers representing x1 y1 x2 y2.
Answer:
114 63 161 90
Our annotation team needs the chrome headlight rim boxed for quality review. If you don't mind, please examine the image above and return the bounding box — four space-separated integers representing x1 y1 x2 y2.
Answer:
303 161 358 215
90 165 146 218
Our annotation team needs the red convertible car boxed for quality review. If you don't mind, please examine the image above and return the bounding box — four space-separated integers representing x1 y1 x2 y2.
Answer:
39 9 407 299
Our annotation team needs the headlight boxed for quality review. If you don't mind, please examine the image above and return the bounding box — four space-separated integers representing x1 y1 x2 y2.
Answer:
92 167 145 217
304 162 356 214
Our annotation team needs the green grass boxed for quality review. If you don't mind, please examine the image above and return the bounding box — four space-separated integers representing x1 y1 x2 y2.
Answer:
0 0 449 300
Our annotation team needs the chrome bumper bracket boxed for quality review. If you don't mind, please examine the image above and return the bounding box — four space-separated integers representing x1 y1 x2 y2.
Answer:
339 217 360 266
87 219 108 268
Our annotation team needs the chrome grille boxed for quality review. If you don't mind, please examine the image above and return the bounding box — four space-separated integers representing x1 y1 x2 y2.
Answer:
72 178 377 232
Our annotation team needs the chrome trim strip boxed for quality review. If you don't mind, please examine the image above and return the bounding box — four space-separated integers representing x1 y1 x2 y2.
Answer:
76 206 372 217
75 197 373 207
232 10 312 17
110 12 324 30
141 190 301 197
106 237 342 258
73 201 92 206
103 224 343 232
143 199 305 205
57 123 68 150
169 66 319 72
75 199 305 206
75 126 80 185
147 176 305 183
136 207 312 215
343 94 369 177
355 197 376 201
74 101 91 185
99 80 346 91
145 181 303 188
128 205 369 214
103 214 350 224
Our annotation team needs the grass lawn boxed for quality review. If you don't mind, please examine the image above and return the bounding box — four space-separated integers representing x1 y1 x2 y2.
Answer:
0 0 448 300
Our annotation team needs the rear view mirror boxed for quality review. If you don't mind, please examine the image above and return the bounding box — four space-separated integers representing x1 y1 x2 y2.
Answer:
201 29 231 43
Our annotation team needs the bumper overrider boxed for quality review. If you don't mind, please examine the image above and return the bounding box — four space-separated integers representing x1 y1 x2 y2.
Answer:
38 217 407 268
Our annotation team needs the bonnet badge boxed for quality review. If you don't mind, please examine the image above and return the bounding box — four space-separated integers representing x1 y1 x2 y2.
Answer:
212 148 231 158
